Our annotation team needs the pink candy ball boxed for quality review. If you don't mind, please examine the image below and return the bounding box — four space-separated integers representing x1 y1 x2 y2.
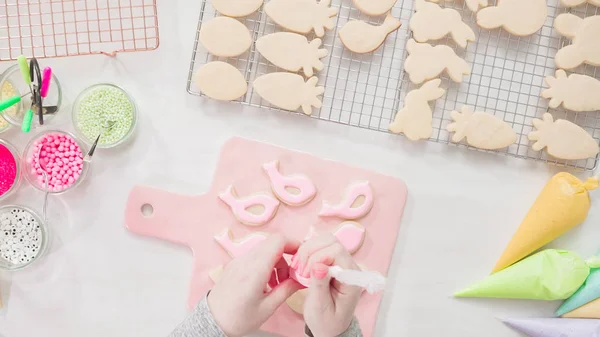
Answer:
29 133 84 192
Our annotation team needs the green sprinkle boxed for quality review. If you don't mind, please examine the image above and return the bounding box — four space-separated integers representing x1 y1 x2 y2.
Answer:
76 85 135 146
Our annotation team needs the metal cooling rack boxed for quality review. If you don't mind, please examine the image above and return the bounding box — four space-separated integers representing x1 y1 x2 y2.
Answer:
0 0 159 60
186 0 600 171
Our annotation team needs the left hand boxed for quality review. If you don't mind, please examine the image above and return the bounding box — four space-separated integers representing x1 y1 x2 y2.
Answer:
207 234 302 337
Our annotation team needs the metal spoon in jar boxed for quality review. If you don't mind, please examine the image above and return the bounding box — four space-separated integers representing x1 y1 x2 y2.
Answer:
84 120 116 163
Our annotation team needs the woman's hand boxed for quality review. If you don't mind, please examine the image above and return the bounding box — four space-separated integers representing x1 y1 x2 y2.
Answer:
293 234 362 337
207 234 303 337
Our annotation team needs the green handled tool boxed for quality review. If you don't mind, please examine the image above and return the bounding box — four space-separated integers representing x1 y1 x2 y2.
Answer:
21 108 34 133
17 55 31 87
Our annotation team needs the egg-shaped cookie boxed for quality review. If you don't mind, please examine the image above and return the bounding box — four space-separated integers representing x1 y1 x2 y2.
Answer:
195 61 248 101
212 0 263 17
199 17 252 57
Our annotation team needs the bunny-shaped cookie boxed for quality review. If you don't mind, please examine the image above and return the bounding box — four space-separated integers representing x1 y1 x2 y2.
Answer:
404 39 471 84
389 79 446 140
410 0 476 48
555 14 600 69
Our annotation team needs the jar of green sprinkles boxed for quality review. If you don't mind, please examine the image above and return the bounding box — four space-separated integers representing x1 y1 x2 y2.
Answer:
72 83 137 148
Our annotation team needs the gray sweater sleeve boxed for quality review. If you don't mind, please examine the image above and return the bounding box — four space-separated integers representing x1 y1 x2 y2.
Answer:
169 296 363 337
169 296 226 337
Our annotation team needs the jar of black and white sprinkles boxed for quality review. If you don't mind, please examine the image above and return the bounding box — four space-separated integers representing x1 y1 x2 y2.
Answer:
0 205 47 270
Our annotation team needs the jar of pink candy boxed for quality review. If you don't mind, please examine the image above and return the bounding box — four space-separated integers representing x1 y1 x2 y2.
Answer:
22 130 89 193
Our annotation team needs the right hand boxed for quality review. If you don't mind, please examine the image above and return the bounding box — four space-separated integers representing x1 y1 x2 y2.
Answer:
292 234 362 336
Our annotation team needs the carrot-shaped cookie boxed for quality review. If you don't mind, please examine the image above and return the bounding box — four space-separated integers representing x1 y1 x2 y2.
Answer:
389 79 446 140
492 172 598 273
447 106 517 150
404 39 471 84
265 0 338 38
256 33 328 77
253 73 324 116
555 14 600 70
410 0 476 48
542 70 600 112
339 14 401 54
528 113 599 160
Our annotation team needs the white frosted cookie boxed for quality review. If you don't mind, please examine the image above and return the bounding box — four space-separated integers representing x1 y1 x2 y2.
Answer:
211 0 263 17
265 0 338 38
199 17 252 57
352 0 397 16
253 73 324 115
477 0 547 36
542 70 600 112
528 113 599 160
555 14 600 69
404 39 471 84
447 106 517 150
410 0 476 48
428 0 488 12
388 79 445 140
339 14 401 54
286 289 309 314
561 0 600 7
195 62 248 101
256 33 328 77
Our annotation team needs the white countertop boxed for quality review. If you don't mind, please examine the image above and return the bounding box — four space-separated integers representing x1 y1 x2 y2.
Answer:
1 1 599 336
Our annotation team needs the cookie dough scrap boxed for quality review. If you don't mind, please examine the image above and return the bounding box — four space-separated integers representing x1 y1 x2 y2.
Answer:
389 79 446 140
561 0 600 7
542 70 600 112
253 73 324 115
286 288 309 314
555 14 600 70
199 17 252 57
528 113 599 160
339 13 401 54
265 0 338 38
447 106 517 150
352 0 397 16
211 0 263 17
477 0 547 36
256 33 328 77
404 39 471 84
410 0 476 48
195 62 248 101
428 0 488 12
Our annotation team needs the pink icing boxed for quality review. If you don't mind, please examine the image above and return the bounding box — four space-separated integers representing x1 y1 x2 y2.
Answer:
320 181 374 219
214 229 268 258
263 160 317 206
219 185 280 226
333 222 366 254
290 267 311 288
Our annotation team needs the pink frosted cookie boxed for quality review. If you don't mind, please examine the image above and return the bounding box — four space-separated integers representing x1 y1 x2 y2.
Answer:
219 185 280 226
333 222 366 254
214 228 268 258
320 181 374 220
263 160 317 206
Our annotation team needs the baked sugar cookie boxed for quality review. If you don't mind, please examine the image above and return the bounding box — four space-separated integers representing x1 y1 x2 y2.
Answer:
211 0 263 17
199 17 252 57
404 39 471 84
265 0 338 37
561 0 600 7
256 33 328 77
429 0 488 12
528 113 599 160
286 289 309 314
542 70 600 112
555 14 600 69
388 79 445 140
214 228 268 258
219 185 280 226
253 73 324 115
332 221 366 254
410 0 476 48
195 62 248 101
477 0 547 36
320 181 374 220
447 106 517 150
352 0 397 16
263 160 317 206
339 14 401 54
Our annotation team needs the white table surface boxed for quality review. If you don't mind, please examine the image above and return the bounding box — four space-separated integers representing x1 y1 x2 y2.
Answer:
1 1 599 336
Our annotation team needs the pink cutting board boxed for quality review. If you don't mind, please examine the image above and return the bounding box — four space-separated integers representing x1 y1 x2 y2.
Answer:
124 137 407 337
